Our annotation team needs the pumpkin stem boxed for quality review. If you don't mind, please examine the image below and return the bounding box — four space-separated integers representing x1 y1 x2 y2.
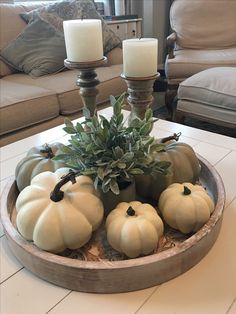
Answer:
160 132 181 143
126 206 136 216
183 186 191 195
50 169 78 202
40 143 54 159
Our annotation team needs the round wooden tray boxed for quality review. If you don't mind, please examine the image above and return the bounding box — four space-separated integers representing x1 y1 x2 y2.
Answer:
1 155 225 293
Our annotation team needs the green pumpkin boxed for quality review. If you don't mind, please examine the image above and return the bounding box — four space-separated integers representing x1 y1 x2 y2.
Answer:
15 142 67 191
135 140 201 201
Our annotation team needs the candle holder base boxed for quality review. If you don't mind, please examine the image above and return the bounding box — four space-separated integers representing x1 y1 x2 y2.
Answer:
64 57 107 117
121 73 160 123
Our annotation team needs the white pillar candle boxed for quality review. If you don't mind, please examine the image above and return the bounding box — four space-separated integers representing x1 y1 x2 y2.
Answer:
123 38 158 77
63 19 103 62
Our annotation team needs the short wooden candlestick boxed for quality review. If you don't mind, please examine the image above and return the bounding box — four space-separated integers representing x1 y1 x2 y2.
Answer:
121 73 160 122
64 57 107 117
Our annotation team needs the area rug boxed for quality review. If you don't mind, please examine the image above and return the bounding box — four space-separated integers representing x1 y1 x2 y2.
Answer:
153 104 236 138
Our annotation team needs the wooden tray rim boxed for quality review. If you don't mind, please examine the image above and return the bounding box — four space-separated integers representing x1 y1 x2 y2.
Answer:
0 154 225 270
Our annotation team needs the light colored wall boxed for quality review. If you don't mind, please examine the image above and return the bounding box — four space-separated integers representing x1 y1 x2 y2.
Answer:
97 0 171 69
140 0 171 69
143 0 153 37
130 0 144 19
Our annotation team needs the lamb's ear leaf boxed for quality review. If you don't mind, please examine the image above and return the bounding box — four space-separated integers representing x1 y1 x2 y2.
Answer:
97 167 105 180
82 169 97 175
112 92 125 116
63 118 76 134
110 179 120 195
62 146 75 154
128 118 141 128
152 161 172 175
116 92 126 106
83 107 91 119
150 143 166 152
52 154 70 161
75 122 84 133
129 168 144 175
110 95 117 107
122 152 134 162
102 177 111 188
63 127 77 134
155 160 172 169
102 183 110 193
140 122 152 135
117 162 126 169
113 146 124 158
91 115 99 128
100 115 110 128
64 118 74 128
94 176 99 190
116 113 124 125
145 108 153 121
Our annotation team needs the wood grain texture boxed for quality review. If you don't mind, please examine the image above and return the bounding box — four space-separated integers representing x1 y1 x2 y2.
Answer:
0 155 225 293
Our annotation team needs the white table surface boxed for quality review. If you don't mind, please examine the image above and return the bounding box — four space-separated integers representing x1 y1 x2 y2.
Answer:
1 108 236 314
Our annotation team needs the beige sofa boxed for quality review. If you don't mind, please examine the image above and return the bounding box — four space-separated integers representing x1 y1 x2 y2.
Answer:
0 2 126 146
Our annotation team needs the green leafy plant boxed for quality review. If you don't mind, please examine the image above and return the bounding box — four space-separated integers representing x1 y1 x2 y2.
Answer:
54 93 171 195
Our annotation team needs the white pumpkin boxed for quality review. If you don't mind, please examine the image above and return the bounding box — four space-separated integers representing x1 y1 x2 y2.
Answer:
16 168 104 253
106 201 164 258
15 142 67 191
158 182 215 234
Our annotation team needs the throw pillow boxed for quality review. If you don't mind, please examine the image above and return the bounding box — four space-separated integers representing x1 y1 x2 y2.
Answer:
0 18 66 78
20 0 121 55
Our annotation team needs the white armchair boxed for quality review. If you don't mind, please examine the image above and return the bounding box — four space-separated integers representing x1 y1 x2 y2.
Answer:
165 0 236 118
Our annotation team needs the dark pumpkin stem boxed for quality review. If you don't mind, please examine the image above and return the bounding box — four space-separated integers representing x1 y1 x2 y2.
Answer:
160 132 181 143
50 169 79 202
40 143 54 159
183 186 191 195
126 206 136 216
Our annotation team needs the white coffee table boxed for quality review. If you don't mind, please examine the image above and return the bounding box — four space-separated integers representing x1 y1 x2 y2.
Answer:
1 108 236 314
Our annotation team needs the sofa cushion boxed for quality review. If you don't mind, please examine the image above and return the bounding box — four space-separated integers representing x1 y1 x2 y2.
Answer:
170 0 236 49
177 67 236 125
0 79 59 135
166 47 236 83
1 18 66 77
4 64 126 114
21 0 121 55
178 67 236 110
177 100 236 126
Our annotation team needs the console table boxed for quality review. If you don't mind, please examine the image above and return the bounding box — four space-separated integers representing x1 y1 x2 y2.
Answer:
106 18 142 40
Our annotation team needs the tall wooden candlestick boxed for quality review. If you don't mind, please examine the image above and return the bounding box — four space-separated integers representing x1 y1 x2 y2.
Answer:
121 73 160 122
64 57 107 117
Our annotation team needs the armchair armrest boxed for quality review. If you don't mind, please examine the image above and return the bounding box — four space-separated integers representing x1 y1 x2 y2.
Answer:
166 32 177 59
